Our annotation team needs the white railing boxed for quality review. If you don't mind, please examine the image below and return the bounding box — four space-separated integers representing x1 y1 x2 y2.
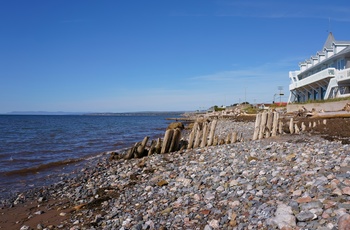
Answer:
336 68 350 82
289 68 335 90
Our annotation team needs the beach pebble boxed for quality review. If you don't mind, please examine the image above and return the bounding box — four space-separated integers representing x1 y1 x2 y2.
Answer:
296 210 317 222
3 120 350 229
338 213 350 230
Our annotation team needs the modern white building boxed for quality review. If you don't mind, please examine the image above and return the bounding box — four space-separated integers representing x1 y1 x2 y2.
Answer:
288 33 350 103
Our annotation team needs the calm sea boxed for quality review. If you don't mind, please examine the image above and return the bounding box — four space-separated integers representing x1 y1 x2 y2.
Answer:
0 113 180 199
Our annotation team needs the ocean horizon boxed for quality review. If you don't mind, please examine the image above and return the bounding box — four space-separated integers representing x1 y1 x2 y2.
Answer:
2 111 188 116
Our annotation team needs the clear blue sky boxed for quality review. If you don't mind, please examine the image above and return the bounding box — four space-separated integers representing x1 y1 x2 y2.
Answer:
1 0 350 113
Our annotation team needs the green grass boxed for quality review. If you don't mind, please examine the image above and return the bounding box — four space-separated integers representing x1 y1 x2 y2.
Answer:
213 106 226 112
242 106 259 114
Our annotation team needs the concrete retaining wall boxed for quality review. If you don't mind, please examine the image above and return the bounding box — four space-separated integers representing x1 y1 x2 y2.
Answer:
287 100 350 113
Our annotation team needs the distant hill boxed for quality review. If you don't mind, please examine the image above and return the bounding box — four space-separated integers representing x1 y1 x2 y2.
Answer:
5 111 187 116
6 111 84 115
84 111 186 116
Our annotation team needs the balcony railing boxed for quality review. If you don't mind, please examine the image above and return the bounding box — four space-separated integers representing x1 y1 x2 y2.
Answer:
336 68 350 82
289 68 335 90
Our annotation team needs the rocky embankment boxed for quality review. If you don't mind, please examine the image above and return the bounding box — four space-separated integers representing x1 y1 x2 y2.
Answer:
2 120 350 229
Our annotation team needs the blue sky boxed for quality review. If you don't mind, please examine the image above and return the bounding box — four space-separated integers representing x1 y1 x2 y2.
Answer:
1 0 350 113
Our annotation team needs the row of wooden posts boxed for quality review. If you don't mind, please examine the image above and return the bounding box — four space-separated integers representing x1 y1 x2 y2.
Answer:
288 117 327 134
124 128 183 159
252 111 328 139
252 111 281 140
123 112 329 160
187 119 243 148
124 118 246 159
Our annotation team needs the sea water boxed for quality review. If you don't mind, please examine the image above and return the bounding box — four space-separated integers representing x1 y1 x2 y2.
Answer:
0 113 179 199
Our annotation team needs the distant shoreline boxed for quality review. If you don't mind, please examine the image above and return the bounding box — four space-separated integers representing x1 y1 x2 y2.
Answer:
2 111 188 116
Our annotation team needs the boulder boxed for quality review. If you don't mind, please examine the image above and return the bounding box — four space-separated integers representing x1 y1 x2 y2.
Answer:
167 122 184 130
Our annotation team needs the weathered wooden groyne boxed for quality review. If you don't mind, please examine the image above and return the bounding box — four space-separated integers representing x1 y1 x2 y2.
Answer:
187 119 243 148
252 111 282 140
252 110 331 140
110 110 335 161
111 118 245 160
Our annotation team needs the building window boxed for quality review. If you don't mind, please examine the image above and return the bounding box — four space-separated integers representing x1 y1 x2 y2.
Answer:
337 59 346 70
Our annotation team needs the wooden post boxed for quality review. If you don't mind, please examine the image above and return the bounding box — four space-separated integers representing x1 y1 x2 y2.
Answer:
193 129 202 148
258 111 268 139
169 128 181 152
213 136 218 146
239 132 243 142
278 121 283 134
161 129 174 154
252 113 261 140
266 111 273 138
155 138 162 154
136 136 149 156
289 118 294 134
301 122 306 131
271 112 279 137
313 121 317 127
231 132 238 143
200 122 209 148
148 140 156 156
225 133 231 144
207 119 218 146
294 123 300 134
187 122 198 149
124 142 139 159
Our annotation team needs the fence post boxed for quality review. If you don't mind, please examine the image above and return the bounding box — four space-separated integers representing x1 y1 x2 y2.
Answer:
200 122 209 148
188 122 198 149
161 129 174 154
169 128 181 152
231 131 238 143
252 113 261 140
265 111 273 138
207 119 218 146
271 111 279 137
258 111 268 139
289 118 294 134
193 129 202 148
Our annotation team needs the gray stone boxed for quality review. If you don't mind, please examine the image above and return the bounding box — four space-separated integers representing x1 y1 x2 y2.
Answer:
270 203 296 229
300 201 323 211
296 211 317 222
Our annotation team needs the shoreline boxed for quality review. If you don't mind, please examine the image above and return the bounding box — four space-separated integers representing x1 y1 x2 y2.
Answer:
2 118 350 229
0 114 173 201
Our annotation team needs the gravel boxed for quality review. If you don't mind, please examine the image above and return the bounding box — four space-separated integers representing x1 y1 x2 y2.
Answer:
3 120 350 229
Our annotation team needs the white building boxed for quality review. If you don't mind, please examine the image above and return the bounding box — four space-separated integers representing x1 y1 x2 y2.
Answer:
288 33 350 103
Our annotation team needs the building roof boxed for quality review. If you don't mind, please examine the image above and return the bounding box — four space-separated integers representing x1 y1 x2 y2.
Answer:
297 33 350 76
317 51 325 56
297 33 350 75
323 32 335 50
336 45 350 57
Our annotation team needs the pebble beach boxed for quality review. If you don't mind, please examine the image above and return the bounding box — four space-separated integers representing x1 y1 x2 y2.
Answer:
2 119 350 230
